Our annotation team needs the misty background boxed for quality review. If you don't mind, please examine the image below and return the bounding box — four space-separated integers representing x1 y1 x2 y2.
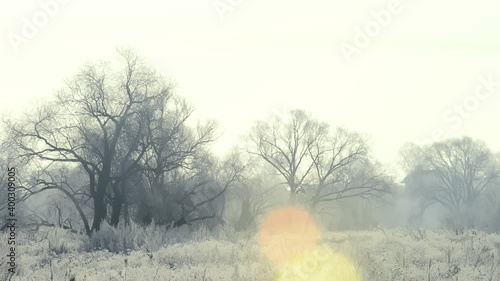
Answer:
1 1 500 281
0 0 499 243
2 0 500 175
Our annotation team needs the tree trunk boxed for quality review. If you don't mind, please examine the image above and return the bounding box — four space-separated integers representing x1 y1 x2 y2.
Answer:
235 196 253 231
309 199 318 213
110 180 126 227
289 190 297 204
91 164 111 232
124 199 129 226
110 194 122 227
91 189 107 232
55 185 92 236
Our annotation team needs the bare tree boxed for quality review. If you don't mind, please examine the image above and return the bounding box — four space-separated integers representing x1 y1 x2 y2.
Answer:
248 110 327 202
0 138 38 231
188 151 247 227
248 110 391 208
401 137 500 226
136 150 246 228
233 164 276 231
308 158 392 212
5 48 171 234
133 92 220 227
307 127 390 210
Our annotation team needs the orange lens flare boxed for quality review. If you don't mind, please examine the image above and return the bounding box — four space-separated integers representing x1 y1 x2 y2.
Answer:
258 207 320 265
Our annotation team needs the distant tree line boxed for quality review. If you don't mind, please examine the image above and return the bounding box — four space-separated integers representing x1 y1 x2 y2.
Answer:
1 49 499 235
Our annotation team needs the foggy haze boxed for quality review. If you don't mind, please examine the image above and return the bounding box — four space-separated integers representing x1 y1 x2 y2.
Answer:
1 1 500 280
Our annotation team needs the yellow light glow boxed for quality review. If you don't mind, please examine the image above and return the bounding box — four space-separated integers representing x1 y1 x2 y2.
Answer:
259 207 361 280
276 245 361 281
259 207 320 265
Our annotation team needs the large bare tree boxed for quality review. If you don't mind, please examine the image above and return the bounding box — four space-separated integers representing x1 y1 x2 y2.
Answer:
401 137 500 225
232 163 276 231
5 48 171 234
248 110 327 202
307 127 390 210
248 110 391 207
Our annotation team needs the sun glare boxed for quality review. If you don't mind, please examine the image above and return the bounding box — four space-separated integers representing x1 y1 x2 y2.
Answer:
259 207 361 280
276 247 361 281
259 207 319 265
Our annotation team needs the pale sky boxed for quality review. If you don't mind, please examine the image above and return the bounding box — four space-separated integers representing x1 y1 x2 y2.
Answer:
1 0 500 179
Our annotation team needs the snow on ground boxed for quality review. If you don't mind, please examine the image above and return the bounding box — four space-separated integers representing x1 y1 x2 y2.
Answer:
1 224 500 280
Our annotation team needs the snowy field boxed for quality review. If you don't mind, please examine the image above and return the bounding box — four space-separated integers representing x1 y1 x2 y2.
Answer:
1 224 500 281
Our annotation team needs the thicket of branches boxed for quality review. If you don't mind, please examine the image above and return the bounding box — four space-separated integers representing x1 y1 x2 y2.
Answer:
401 137 500 231
1 49 240 235
1 50 499 236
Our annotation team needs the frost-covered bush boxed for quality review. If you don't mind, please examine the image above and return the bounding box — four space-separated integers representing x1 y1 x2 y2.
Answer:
86 221 238 253
86 221 180 252
46 227 85 255
2 225 500 280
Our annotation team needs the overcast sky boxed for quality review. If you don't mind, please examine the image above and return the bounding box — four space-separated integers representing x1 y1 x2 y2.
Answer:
1 0 500 178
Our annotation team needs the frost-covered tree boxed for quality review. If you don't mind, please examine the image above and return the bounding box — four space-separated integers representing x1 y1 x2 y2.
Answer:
401 137 500 228
4 49 221 234
248 110 327 202
248 110 392 208
307 127 392 211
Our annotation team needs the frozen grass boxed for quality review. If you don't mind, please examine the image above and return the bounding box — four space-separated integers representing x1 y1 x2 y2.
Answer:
1 224 499 280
